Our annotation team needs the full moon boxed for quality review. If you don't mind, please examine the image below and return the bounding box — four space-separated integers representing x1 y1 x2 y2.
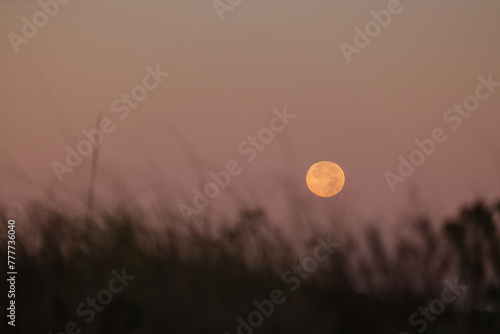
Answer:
306 161 345 197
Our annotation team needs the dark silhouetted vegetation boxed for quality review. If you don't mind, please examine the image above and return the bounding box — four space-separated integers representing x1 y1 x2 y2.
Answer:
1 199 500 333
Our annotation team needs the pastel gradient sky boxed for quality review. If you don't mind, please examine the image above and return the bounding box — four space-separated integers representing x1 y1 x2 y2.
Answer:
1 0 499 228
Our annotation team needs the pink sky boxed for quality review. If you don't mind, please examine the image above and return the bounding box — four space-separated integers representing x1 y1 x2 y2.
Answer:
1 0 499 229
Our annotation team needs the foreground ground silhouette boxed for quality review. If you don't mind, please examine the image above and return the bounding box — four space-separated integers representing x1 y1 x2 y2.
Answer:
1 199 499 333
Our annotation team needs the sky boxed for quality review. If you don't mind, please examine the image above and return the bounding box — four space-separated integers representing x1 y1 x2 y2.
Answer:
0 0 499 230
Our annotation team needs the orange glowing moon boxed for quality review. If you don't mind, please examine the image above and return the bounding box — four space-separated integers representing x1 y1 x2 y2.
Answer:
306 161 345 197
